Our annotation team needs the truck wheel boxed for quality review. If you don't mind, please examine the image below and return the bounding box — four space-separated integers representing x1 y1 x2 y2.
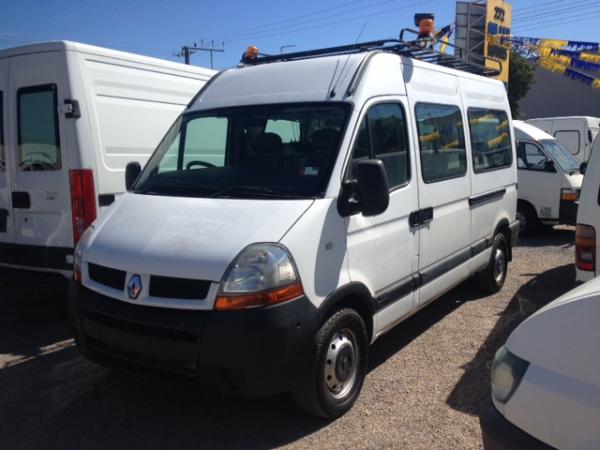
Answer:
517 203 538 236
292 308 368 418
474 232 508 294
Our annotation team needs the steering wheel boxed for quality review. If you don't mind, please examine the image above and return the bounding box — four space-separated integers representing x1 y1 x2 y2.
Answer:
186 160 215 170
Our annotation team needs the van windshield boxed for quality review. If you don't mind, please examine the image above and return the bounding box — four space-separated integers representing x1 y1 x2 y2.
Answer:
134 103 350 199
541 139 580 174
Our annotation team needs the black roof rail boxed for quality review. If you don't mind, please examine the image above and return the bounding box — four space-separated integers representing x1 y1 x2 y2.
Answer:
242 29 501 78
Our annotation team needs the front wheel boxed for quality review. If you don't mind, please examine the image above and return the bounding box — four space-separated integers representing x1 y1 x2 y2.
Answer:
292 308 368 418
474 232 508 294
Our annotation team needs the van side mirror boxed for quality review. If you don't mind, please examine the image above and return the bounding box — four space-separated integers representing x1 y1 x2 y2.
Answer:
357 159 390 216
580 162 587 175
544 160 556 173
125 162 142 191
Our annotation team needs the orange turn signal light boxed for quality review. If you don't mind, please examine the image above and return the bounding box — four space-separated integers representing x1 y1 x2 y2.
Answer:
214 282 304 311
561 190 578 202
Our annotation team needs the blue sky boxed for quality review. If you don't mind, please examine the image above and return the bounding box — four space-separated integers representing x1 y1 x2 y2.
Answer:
1 0 599 70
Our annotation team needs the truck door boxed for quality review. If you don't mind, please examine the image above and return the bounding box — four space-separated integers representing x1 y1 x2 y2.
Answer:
0 59 15 244
9 52 74 270
405 69 472 307
346 98 419 331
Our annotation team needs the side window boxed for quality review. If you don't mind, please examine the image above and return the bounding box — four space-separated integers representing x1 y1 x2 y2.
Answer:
349 103 410 190
265 119 300 143
554 130 580 155
182 116 227 168
0 91 4 171
415 103 467 183
517 142 551 171
17 84 61 171
468 108 512 173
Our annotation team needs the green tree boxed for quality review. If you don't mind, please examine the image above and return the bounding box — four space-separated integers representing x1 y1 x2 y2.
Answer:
507 53 535 118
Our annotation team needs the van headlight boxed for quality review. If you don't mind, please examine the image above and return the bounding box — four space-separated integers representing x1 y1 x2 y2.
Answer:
73 225 94 282
214 243 304 310
491 346 529 404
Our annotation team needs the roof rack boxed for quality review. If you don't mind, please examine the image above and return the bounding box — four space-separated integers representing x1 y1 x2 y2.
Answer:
243 28 501 78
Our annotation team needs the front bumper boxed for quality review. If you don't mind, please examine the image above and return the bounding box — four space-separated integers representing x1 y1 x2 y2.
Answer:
69 282 318 396
559 199 578 226
480 402 553 450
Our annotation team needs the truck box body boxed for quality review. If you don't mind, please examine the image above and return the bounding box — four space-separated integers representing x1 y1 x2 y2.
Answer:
0 41 214 275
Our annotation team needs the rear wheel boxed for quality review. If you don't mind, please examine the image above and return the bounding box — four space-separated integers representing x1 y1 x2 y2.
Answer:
474 232 508 294
517 202 538 236
292 308 368 418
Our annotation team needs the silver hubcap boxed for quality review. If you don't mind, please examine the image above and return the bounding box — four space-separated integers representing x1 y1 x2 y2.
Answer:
324 329 359 399
493 247 506 284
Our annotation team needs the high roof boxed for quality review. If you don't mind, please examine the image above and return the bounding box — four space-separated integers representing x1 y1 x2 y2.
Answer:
0 40 215 77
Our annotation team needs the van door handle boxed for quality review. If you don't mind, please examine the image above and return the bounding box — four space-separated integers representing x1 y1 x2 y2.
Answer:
12 192 31 209
409 207 434 227
0 209 7 232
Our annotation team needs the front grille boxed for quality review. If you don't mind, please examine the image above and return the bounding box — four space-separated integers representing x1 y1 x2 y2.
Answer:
149 275 211 299
88 263 126 290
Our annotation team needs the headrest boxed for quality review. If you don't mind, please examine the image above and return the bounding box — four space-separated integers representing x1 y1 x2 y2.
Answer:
255 132 283 155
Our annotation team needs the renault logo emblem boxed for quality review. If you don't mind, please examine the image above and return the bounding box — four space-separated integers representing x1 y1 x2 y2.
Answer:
127 274 143 300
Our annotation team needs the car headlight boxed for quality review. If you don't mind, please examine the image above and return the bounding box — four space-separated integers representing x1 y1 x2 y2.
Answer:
491 345 530 404
214 243 304 310
73 225 94 282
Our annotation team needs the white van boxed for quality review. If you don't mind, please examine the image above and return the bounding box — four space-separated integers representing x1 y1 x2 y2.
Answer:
68 38 519 418
0 41 214 276
481 277 600 450
575 135 600 284
513 121 582 235
526 116 600 164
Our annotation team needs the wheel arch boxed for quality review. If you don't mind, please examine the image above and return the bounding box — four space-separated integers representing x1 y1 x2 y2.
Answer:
318 282 375 341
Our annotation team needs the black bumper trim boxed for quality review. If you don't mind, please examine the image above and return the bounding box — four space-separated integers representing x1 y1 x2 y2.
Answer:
0 242 72 271
480 403 554 450
69 282 318 396
559 199 578 226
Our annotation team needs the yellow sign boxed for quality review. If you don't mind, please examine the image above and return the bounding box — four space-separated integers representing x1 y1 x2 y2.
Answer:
484 0 512 83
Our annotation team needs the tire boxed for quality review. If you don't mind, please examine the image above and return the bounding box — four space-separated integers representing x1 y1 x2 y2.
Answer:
516 202 538 236
474 232 508 294
292 308 369 418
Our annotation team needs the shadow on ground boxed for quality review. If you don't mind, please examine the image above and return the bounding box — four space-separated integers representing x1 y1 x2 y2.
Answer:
0 270 493 449
446 263 575 417
517 225 575 249
0 259 575 449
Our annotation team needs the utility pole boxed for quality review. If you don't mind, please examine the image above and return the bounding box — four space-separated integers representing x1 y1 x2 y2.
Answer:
175 40 225 68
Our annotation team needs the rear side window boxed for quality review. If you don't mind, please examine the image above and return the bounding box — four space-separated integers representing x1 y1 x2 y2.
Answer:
415 103 466 183
554 130 580 156
17 84 61 171
0 91 4 171
468 108 512 173
349 103 410 190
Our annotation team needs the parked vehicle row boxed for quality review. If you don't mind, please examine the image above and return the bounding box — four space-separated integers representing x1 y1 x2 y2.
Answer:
0 41 214 276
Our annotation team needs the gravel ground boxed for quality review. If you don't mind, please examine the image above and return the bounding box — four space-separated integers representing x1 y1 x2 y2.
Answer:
0 226 576 450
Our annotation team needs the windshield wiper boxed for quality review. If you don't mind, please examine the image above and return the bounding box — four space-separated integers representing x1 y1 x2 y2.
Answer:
209 185 307 199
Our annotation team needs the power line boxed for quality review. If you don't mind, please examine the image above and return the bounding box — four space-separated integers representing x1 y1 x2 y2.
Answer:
212 0 402 42
175 41 225 67
513 10 600 31
225 0 434 43
513 0 572 14
201 0 363 41
513 0 600 22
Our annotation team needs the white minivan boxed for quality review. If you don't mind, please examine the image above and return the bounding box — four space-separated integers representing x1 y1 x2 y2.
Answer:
513 121 582 235
0 41 214 276
68 38 519 418
481 277 600 450
527 116 600 164
575 135 600 284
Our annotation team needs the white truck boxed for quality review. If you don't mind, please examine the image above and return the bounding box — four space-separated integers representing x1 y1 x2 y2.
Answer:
527 116 600 164
69 36 519 417
514 121 582 235
0 41 214 276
